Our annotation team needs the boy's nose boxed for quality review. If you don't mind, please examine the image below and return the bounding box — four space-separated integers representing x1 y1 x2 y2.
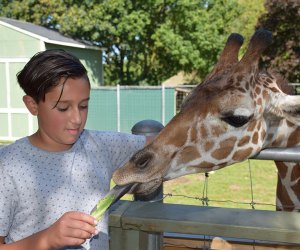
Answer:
70 108 82 124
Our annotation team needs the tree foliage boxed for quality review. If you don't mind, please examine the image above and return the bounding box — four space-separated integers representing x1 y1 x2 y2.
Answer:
257 0 300 83
1 0 263 85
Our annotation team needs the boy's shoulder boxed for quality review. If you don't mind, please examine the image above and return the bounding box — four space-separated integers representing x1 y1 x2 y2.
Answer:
82 129 135 141
0 138 28 156
0 138 30 172
81 129 120 142
81 129 145 147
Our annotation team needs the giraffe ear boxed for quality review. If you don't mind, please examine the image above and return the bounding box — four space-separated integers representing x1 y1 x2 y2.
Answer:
205 33 244 81
270 93 300 125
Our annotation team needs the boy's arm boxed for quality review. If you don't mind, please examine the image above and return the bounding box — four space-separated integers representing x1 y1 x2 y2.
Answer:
0 229 50 250
0 211 97 250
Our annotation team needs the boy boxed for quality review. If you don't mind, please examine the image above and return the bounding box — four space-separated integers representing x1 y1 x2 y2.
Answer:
0 50 146 250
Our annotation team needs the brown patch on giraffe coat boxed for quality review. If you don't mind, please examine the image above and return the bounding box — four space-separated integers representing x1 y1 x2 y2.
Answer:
196 161 215 169
287 128 300 146
291 163 300 183
286 120 295 127
269 87 280 93
211 137 237 160
263 83 269 88
271 135 285 147
275 162 297 211
275 162 300 210
266 78 273 84
252 131 259 144
247 120 257 132
257 98 262 106
255 87 261 95
276 175 294 211
276 162 288 179
190 125 198 142
238 136 251 147
291 164 300 205
163 124 188 147
200 124 208 138
237 87 246 93
205 140 214 152
245 82 250 90
211 125 223 137
262 90 268 99
177 146 201 165
232 147 253 161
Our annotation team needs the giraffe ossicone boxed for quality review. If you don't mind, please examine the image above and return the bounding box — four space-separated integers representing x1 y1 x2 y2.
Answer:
112 29 300 211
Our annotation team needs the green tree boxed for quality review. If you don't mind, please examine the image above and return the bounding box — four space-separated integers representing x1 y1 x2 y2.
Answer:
256 0 300 83
58 0 244 85
0 0 262 85
235 0 265 54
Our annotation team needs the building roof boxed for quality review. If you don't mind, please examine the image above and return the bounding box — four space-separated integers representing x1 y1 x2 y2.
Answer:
0 17 100 50
162 71 198 86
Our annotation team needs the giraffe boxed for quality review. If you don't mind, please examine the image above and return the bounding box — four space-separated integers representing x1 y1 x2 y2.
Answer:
112 29 300 212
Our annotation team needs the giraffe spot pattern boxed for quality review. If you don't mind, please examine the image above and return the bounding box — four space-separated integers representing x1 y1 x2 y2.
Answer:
232 147 253 161
252 131 259 144
211 137 236 160
177 146 201 165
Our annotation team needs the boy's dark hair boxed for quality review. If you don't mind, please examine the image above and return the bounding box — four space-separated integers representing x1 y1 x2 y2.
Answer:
17 49 90 103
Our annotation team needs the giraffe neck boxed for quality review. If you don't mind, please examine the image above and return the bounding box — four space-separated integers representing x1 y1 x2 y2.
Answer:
274 126 300 211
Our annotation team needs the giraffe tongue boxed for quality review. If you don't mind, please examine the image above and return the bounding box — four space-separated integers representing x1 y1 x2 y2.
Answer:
109 183 136 201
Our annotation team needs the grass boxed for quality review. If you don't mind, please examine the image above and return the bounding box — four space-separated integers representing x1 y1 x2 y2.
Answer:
162 159 278 211
121 159 278 211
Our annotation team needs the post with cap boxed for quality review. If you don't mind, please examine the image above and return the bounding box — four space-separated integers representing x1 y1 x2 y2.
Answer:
131 119 164 250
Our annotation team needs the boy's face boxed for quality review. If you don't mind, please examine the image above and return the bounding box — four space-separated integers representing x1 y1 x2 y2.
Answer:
34 77 90 151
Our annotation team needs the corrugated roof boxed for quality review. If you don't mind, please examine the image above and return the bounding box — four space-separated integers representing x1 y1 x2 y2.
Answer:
0 17 100 50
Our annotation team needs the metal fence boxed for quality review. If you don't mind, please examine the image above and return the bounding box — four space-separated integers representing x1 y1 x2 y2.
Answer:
2 83 298 141
0 85 177 141
86 85 176 133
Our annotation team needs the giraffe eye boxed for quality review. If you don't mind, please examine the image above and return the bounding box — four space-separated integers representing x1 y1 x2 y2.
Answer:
131 151 153 169
221 115 252 127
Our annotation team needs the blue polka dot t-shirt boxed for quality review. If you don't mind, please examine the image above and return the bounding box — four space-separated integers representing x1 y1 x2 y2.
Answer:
0 129 145 250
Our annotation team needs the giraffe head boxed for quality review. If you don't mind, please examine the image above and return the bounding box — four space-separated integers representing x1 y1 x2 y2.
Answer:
113 29 300 195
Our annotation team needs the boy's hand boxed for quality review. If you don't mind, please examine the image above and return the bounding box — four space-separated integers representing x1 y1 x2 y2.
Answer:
45 211 98 249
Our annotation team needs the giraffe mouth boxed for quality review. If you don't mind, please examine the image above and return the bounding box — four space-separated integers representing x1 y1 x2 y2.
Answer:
130 178 163 195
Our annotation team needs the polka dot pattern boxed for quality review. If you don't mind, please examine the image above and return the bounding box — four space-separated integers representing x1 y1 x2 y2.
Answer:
0 130 145 250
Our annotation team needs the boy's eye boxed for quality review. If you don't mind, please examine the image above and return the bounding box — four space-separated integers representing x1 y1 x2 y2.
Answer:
57 107 68 112
80 105 88 110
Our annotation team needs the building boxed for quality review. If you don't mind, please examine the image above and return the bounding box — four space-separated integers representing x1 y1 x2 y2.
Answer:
0 17 103 141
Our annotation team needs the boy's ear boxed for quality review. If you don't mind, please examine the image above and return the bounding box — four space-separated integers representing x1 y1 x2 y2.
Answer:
23 95 38 116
